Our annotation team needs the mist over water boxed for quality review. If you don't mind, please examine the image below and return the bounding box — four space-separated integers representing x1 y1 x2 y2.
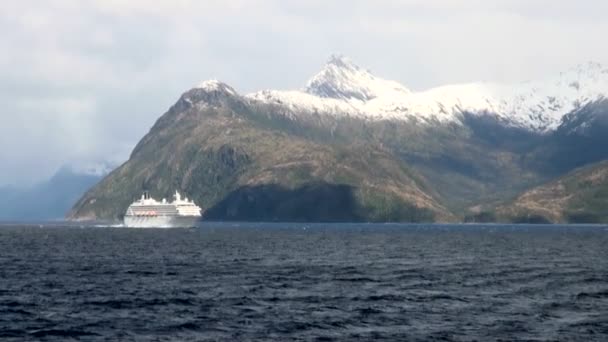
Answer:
0 223 607 341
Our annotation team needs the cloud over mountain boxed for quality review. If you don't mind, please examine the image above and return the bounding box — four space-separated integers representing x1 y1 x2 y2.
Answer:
1 1 607 185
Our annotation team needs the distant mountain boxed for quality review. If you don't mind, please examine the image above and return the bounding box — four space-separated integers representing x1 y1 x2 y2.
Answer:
69 55 608 223
0 165 107 221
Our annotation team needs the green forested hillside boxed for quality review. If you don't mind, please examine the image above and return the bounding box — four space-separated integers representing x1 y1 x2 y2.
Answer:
69 87 452 222
497 161 608 223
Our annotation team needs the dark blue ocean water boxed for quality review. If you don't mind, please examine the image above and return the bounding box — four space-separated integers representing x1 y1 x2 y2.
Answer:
0 223 607 341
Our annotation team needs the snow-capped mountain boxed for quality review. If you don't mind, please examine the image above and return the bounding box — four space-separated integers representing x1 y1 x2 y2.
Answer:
304 54 411 101
237 55 608 132
71 56 608 223
196 79 239 96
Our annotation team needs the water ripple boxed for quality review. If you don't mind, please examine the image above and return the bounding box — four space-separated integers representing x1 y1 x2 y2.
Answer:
0 224 607 341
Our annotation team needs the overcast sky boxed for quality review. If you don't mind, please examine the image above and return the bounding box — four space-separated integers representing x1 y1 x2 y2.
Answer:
1 0 607 186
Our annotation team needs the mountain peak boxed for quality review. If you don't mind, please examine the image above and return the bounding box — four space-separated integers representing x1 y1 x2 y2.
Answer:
305 54 410 101
326 54 360 70
195 79 238 96
174 79 240 111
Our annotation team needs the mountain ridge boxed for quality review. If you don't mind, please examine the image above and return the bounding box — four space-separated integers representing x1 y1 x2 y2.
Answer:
209 56 608 131
68 55 608 223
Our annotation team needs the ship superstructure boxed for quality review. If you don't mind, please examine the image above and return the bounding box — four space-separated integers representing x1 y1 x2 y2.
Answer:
124 191 202 228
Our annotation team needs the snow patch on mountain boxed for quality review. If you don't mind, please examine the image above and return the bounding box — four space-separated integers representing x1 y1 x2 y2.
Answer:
305 55 411 101
205 56 608 132
249 89 363 119
196 79 238 96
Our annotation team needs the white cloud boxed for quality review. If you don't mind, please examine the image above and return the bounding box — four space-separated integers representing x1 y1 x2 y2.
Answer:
0 0 607 185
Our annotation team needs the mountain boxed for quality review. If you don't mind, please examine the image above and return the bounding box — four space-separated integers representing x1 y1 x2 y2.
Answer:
0 165 107 221
69 80 451 222
69 56 608 222
304 54 411 101
496 160 608 223
248 56 608 131
530 99 608 175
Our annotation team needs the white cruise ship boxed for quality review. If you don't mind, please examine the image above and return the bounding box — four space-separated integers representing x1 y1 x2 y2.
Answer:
124 191 202 228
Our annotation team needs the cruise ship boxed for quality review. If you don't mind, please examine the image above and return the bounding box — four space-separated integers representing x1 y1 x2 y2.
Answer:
124 191 202 228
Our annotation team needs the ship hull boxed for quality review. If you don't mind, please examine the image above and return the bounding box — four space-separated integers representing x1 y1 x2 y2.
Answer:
123 215 200 228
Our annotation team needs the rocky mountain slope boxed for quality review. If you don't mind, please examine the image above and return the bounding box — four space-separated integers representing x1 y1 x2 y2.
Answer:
497 160 608 223
69 56 608 222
